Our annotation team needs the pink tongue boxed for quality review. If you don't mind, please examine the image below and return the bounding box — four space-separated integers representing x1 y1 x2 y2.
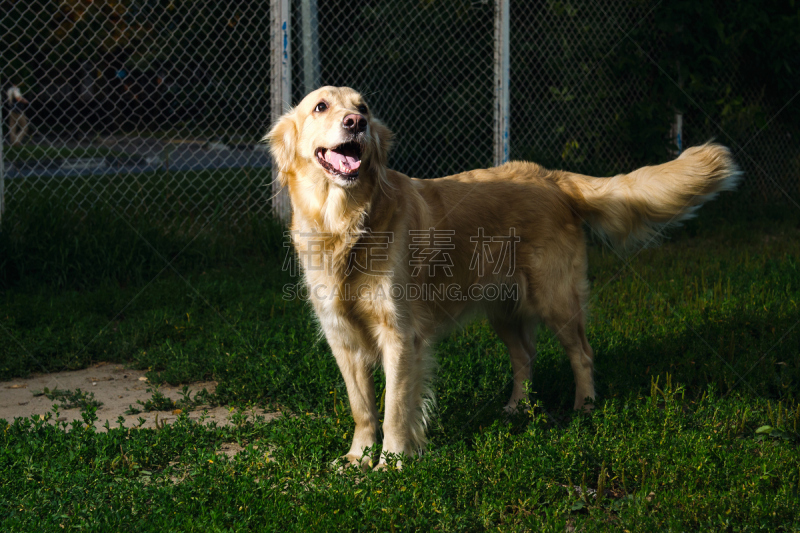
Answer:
326 149 361 171
345 154 361 169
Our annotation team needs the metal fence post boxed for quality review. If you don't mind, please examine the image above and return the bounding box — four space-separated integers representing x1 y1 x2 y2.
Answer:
671 60 683 156
0 75 5 231
493 0 510 168
671 112 683 156
271 0 292 223
301 0 321 95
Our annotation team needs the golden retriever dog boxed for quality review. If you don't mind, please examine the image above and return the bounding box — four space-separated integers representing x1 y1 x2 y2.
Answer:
268 86 740 469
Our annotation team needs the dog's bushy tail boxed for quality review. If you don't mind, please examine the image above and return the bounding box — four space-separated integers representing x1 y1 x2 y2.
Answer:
560 143 741 249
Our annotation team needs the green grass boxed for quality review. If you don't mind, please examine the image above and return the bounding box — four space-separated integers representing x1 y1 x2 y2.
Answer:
0 168 278 290
4 145 122 163
1 194 799 531
3 166 272 219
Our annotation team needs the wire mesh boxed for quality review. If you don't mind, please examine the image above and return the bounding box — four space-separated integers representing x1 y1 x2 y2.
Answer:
1 0 274 229
290 0 496 180
680 68 799 202
2 0 797 231
510 0 653 175
510 0 799 200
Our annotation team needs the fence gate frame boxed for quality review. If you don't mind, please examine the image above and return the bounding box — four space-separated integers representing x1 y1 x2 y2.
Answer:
271 0 292 223
0 75 5 231
494 0 510 167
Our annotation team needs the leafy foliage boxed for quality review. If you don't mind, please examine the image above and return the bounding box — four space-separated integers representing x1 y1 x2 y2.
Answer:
1 187 799 529
2 386 799 531
31 387 103 411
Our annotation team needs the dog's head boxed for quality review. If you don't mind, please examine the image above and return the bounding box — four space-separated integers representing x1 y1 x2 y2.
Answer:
267 86 393 191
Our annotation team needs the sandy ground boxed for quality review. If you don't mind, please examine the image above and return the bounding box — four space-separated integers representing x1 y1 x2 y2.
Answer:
1 362 279 431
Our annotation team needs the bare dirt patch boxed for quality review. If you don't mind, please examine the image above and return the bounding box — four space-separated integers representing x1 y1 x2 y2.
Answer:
1 362 279 431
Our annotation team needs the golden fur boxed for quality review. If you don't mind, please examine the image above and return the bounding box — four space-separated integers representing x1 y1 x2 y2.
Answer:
268 86 740 468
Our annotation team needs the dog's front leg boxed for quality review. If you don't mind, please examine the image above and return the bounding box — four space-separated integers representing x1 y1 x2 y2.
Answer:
328 339 380 469
379 331 430 467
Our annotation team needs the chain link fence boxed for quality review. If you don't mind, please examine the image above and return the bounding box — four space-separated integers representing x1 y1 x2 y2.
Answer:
510 0 799 201
511 1 654 174
290 0 496 181
1 0 274 230
2 0 798 231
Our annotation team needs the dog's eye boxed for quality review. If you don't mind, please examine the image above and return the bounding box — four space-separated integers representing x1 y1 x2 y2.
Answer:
357 104 368 114
314 101 328 113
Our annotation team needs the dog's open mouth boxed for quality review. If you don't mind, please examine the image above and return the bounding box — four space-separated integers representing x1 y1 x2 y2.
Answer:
315 142 362 180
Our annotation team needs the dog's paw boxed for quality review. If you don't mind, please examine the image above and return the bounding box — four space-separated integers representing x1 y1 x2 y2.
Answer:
503 400 531 416
332 453 373 473
574 396 596 413
373 458 402 471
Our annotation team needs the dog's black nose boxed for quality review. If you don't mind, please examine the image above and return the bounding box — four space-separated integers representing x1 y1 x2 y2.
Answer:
343 114 367 134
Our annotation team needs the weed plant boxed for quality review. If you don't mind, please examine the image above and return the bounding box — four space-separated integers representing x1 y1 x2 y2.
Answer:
1 192 799 530
30 387 103 411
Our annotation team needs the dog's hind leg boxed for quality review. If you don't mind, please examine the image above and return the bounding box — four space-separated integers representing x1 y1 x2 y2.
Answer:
542 294 595 411
491 317 539 413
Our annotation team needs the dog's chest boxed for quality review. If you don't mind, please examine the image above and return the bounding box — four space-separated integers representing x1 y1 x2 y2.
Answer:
293 227 403 339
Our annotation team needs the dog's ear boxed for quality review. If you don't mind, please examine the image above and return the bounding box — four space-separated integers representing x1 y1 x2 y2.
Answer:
368 119 394 173
266 109 298 185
